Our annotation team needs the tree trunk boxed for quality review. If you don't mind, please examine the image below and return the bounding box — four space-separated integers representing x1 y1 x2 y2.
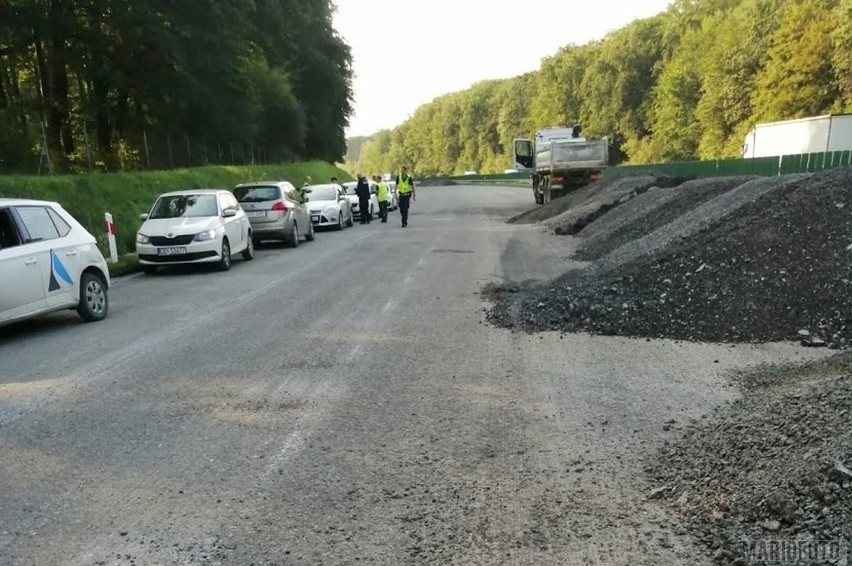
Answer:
47 0 74 158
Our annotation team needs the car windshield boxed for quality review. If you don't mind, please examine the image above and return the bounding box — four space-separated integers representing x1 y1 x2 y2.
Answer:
233 186 280 202
149 194 218 219
305 185 338 201
342 183 358 195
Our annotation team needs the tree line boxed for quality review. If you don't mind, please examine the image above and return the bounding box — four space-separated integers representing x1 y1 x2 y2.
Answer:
355 0 852 176
0 0 353 173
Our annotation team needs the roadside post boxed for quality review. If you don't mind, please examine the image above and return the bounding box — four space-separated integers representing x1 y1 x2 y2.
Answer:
105 212 118 263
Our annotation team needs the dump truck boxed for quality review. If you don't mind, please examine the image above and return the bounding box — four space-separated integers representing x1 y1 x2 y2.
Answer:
743 114 852 158
512 125 609 204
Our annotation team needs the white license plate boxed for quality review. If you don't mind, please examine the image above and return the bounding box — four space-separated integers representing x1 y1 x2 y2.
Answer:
311 215 320 222
157 247 187 256
247 211 266 218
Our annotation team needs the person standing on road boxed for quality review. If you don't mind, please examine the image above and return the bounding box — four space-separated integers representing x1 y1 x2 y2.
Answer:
356 174 372 224
395 166 415 228
375 175 390 223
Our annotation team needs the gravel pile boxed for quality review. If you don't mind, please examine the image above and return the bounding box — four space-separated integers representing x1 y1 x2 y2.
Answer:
576 177 753 261
645 353 852 565
544 176 685 235
487 168 852 347
508 174 671 226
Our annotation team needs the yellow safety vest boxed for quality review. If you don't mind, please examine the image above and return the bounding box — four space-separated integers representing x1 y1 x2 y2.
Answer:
398 174 412 194
377 181 389 202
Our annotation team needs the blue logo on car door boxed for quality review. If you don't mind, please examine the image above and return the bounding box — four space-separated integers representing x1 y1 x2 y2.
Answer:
48 249 73 292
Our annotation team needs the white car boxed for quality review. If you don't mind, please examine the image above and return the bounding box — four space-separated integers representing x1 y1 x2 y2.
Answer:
136 189 254 273
341 181 379 220
304 184 354 230
0 199 110 327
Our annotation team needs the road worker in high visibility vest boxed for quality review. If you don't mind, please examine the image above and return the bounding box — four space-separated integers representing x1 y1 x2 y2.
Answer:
395 166 415 228
375 175 390 223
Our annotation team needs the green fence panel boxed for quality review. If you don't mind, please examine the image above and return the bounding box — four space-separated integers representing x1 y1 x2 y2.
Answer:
805 152 824 173
779 154 800 175
840 151 852 167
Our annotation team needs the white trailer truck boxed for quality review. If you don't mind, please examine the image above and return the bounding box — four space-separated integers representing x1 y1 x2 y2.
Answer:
512 125 609 205
743 114 852 158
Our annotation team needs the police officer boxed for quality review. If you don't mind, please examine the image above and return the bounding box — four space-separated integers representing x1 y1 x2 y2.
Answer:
395 166 415 228
375 175 390 223
356 173 371 224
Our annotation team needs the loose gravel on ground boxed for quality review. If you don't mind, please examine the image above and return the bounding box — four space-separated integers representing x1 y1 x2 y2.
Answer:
488 168 852 347
647 352 852 565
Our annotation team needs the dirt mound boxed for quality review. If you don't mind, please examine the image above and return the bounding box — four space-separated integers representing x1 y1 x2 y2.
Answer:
488 168 852 347
507 174 671 226
646 352 852 564
576 177 753 260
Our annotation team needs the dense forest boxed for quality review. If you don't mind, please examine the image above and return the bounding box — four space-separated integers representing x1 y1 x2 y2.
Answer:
356 0 852 176
0 0 353 173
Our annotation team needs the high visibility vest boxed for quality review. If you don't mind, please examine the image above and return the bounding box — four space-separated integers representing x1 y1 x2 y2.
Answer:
377 181 389 202
398 174 412 194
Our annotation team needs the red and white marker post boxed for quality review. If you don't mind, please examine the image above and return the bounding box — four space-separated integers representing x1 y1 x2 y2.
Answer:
104 212 118 263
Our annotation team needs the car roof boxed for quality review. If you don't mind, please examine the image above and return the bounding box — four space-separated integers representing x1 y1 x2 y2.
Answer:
157 189 226 197
0 198 62 207
305 183 339 190
234 181 291 188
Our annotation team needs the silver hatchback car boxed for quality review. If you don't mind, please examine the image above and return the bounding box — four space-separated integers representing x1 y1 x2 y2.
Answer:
233 182 314 247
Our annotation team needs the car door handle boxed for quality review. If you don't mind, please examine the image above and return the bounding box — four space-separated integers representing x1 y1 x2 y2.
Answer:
24 258 38 265
65 250 78 257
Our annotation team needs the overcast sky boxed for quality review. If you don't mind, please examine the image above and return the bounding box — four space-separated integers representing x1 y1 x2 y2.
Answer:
333 0 673 137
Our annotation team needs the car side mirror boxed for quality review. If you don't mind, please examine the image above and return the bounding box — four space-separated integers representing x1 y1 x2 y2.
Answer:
223 208 237 218
140 213 149 221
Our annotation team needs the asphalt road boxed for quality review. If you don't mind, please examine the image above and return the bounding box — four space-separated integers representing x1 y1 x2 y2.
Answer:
0 186 821 565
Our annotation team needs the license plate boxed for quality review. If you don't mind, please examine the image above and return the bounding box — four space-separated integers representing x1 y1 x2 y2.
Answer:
247 211 266 218
311 215 320 222
157 247 187 256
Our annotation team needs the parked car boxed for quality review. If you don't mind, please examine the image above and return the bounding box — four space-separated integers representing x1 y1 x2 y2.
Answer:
463 171 478 176
0 199 110 327
136 189 253 273
304 184 354 230
233 181 313 247
341 181 379 220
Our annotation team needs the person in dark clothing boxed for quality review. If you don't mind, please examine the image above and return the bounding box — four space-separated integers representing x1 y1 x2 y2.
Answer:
356 174 372 224
395 166 415 228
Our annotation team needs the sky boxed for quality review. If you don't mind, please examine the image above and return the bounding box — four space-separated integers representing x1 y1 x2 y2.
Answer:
333 0 673 137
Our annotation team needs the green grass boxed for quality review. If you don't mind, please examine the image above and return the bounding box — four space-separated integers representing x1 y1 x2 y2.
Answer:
0 162 352 256
106 253 141 278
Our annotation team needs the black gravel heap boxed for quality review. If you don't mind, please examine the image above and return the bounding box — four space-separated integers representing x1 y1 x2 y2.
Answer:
488 168 852 347
646 354 852 565
575 177 752 260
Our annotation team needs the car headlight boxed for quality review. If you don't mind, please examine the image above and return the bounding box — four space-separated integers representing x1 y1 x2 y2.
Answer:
136 233 150 245
194 229 218 242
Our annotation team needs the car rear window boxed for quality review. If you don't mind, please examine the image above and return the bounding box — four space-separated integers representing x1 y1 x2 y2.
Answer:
233 186 281 202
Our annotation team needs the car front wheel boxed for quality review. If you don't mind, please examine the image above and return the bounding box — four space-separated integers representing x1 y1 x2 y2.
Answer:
77 272 108 322
218 239 232 271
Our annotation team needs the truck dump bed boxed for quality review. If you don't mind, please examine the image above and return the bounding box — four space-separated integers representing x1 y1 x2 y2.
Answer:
535 139 609 173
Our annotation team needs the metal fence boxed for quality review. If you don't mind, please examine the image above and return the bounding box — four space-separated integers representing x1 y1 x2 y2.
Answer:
603 150 852 178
